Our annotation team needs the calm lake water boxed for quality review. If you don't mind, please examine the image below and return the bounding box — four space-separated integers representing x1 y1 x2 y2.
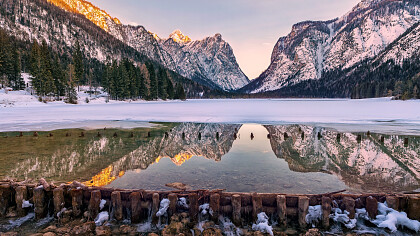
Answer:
0 122 418 194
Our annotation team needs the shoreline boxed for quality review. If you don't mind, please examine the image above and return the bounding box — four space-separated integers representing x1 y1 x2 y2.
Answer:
1 180 420 235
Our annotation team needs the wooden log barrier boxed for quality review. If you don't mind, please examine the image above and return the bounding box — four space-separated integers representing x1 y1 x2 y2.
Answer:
1 181 420 229
386 196 399 211
15 185 28 217
232 194 241 226
366 196 378 219
152 193 160 224
0 184 11 217
111 191 123 221
168 193 177 217
88 190 101 220
407 196 420 221
298 196 309 229
130 192 142 224
189 193 199 222
252 193 262 220
210 193 220 222
276 195 287 227
53 188 65 218
34 187 47 219
71 188 83 217
321 196 331 229
343 197 355 219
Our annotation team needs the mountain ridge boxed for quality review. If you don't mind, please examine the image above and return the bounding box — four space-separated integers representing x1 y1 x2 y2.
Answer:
46 0 249 91
241 0 420 94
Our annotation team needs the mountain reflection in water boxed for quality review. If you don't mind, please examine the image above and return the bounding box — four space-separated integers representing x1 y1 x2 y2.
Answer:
0 123 418 194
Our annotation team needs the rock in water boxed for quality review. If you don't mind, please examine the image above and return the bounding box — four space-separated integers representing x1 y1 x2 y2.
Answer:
165 182 189 190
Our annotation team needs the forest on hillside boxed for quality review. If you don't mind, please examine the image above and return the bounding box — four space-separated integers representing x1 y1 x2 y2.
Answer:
0 27 228 103
268 56 420 100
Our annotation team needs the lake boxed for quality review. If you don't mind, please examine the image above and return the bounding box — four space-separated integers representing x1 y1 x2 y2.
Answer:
1 122 418 194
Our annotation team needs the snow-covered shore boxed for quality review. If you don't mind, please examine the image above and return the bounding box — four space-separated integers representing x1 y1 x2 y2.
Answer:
1 91 419 134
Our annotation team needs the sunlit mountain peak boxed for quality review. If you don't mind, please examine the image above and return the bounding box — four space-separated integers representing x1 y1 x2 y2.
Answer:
47 0 121 32
169 29 192 44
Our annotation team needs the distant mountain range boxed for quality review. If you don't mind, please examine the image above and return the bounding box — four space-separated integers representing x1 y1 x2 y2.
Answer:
241 0 420 98
0 0 419 97
44 0 249 91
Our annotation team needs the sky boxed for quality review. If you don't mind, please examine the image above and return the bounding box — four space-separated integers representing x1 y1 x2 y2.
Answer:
90 0 361 79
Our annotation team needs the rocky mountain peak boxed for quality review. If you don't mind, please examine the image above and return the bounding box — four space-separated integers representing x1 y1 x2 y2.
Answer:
169 29 192 44
46 0 121 32
214 33 222 41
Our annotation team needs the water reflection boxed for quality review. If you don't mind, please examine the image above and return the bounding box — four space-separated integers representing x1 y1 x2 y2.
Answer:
0 123 418 193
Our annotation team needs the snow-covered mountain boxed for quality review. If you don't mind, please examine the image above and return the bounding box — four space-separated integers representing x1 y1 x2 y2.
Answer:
0 0 218 97
242 0 420 93
43 0 248 91
158 30 249 91
265 125 420 193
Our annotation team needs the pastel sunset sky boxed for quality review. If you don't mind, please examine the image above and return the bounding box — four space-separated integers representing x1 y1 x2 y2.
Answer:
90 0 361 79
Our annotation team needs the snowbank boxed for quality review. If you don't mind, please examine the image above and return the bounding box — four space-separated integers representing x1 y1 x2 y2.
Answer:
372 202 420 232
329 202 420 234
1 98 419 134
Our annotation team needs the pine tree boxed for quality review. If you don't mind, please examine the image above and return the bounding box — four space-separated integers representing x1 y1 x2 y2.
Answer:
175 83 186 100
52 56 66 98
166 78 174 99
12 47 24 90
40 40 55 97
139 70 147 99
146 62 158 100
0 29 13 88
29 40 42 93
73 41 84 88
65 64 77 104
158 68 167 100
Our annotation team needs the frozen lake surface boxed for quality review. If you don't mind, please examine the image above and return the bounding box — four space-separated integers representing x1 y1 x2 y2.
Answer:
1 98 420 134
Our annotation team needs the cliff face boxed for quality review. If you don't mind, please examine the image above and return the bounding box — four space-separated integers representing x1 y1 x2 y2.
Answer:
242 0 420 94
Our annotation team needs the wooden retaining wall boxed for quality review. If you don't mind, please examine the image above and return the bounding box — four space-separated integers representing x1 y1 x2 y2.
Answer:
0 181 419 229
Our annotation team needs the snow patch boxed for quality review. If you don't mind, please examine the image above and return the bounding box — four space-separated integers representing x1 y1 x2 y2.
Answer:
219 216 242 236
156 198 170 217
137 221 153 233
177 197 189 209
252 212 273 236
95 211 109 226
2 213 35 231
99 199 106 210
306 205 322 227
22 200 33 208
199 203 213 216
330 208 357 229
371 202 420 232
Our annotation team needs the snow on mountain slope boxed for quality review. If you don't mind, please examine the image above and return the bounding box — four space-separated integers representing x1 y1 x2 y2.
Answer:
374 22 420 65
159 30 250 91
244 0 420 93
0 0 124 62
